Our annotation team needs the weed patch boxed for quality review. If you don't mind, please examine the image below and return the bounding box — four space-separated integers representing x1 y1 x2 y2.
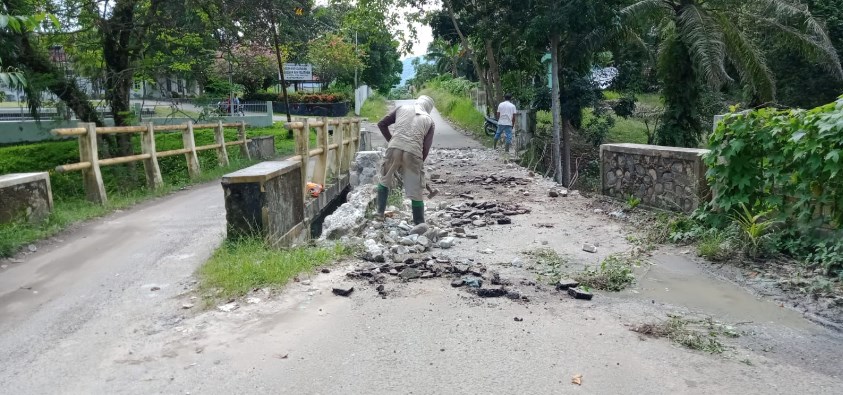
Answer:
631 315 740 354
574 254 640 291
523 248 570 282
198 237 351 302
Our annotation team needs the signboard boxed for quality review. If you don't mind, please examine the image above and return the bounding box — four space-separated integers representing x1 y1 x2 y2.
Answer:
283 63 313 81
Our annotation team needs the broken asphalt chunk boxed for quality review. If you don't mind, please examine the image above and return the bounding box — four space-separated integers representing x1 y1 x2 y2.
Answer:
477 288 508 298
332 286 355 297
556 279 580 291
451 279 465 287
582 243 598 253
568 287 593 300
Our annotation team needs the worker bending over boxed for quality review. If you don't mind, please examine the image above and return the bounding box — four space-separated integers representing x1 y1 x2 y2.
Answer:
376 96 436 225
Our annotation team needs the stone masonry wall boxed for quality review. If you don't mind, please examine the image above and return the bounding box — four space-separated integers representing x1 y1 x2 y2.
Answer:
601 144 710 213
0 173 54 224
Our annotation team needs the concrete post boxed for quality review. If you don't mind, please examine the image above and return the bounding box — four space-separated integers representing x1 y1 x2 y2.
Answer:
313 117 329 185
183 121 201 178
266 100 274 118
78 122 107 204
141 122 164 189
215 120 230 167
333 118 345 180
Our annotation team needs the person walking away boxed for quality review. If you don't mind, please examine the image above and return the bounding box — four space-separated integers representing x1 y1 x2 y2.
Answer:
494 94 518 152
233 94 242 116
376 96 436 225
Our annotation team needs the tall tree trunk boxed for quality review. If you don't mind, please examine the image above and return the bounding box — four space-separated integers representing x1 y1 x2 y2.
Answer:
550 34 563 183
562 119 572 186
445 0 490 114
484 40 503 106
268 4 292 122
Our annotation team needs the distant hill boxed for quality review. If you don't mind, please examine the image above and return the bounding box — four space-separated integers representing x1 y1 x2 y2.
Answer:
399 56 428 86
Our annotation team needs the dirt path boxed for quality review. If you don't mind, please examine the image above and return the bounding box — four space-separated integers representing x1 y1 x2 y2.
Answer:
1 107 842 394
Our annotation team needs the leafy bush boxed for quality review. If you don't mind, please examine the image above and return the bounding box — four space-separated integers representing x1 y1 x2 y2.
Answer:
244 92 350 103
706 97 843 228
574 254 638 291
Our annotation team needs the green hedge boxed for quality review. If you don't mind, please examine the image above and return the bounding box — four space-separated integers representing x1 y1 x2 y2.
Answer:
705 97 843 228
420 85 485 137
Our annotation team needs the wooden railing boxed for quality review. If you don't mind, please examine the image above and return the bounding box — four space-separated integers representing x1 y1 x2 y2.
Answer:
51 121 249 204
284 117 361 198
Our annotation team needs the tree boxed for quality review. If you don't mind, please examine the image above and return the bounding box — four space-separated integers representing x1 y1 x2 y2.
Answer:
426 39 464 77
307 33 363 88
215 46 277 95
619 0 842 147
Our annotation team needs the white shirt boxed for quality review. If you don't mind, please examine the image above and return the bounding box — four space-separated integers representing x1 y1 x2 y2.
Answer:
497 101 517 126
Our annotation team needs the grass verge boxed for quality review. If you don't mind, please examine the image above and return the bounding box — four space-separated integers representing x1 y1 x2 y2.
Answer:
198 237 351 301
359 94 388 121
574 254 640 291
420 87 488 143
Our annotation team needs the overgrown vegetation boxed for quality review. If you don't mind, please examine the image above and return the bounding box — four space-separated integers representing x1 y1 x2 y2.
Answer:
198 237 351 302
523 248 570 282
631 315 739 354
421 77 486 138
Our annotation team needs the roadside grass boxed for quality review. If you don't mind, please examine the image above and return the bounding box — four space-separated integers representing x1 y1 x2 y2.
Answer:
574 254 641 291
198 237 351 301
631 315 739 354
153 105 201 118
420 87 489 143
359 94 388 121
523 248 570 283
0 121 316 257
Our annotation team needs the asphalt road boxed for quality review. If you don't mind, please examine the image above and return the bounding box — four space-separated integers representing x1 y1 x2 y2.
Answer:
1 104 841 394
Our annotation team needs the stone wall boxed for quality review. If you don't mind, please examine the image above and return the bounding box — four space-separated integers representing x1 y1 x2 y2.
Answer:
600 144 710 213
0 173 54 224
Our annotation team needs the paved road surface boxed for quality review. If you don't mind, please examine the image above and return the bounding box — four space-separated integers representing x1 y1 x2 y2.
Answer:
2 103 842 394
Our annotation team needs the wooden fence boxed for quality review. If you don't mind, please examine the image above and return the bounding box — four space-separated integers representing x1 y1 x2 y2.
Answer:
51 121 249 204
284 117 361 199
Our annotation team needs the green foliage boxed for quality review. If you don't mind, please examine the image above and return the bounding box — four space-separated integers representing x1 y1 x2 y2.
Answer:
308 33 364 86
731 203 777 258
705 97 843 227
420 85 485 137
360 94 388 121
807 239 843 278
696 228 734 261
199 237 350 301
574 254 639 291
244 92 350 103
627 194 641 209
612 94 637 118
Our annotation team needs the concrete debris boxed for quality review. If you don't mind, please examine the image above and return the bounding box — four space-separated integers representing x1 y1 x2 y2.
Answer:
27 244 37 253
321 186 377 240
609 210 627 219
332 286 355 297
246 297 262 304
217 302 239 312
480 249 495 255
556 279 580 290
548 189 559 198
399 268 421 280
476 288 507 298
181 303 194 310
451 279 465 287
410 223 429 235
439 237 456 249
514 317 524 322
582 243 598 253
593 209 604 214
350 151 383 187
321 268 331 274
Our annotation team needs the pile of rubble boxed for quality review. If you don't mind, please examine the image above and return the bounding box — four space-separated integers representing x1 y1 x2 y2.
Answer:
345 256 528 300
444 200 529 227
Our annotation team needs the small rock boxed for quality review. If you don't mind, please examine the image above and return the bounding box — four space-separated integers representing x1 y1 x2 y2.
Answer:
332 286 355 297
399 268 421 280
541 241 549 245
150 286 161 292
417 236 431 248
505 291 521 300
400 236 417 246
480 248 495 255
477 288 508 298
609 211 627 219
556 279 580 290
548 189 559 198
27 244 37 253
451 279 465 287
463 276 483 288
410 223 429 235
511 257 524 268
321 268 331 274
181 303 194 310
453 227 466 234
496 217 512 225
582 243 598 253
0 265 7 269
593 209 604 214
217 302 239 312
389 269 399 275
246 297 261 304
514 317 524 322
391 245 410 255
523 192 530 196
466 234 479 239
439 237 456 249
568 287 593 300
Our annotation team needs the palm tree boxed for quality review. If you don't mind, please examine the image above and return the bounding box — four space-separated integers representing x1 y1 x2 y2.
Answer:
425 39 464 77
619 0 842 147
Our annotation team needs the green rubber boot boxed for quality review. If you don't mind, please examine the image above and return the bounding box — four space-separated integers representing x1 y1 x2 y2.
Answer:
376 184 389 218
411 200 425 225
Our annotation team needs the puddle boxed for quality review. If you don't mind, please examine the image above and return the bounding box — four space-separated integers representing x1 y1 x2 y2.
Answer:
628 253 815 330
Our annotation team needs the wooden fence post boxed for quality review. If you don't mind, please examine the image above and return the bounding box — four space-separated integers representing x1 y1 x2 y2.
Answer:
141 122 164 189
333 119 345 181
238 121 251 160
350 119 360 160
313 117 329 185
296 119 311 199
215 120 230 167
79 122 107 204
183 121 201 178
341 118 351 173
